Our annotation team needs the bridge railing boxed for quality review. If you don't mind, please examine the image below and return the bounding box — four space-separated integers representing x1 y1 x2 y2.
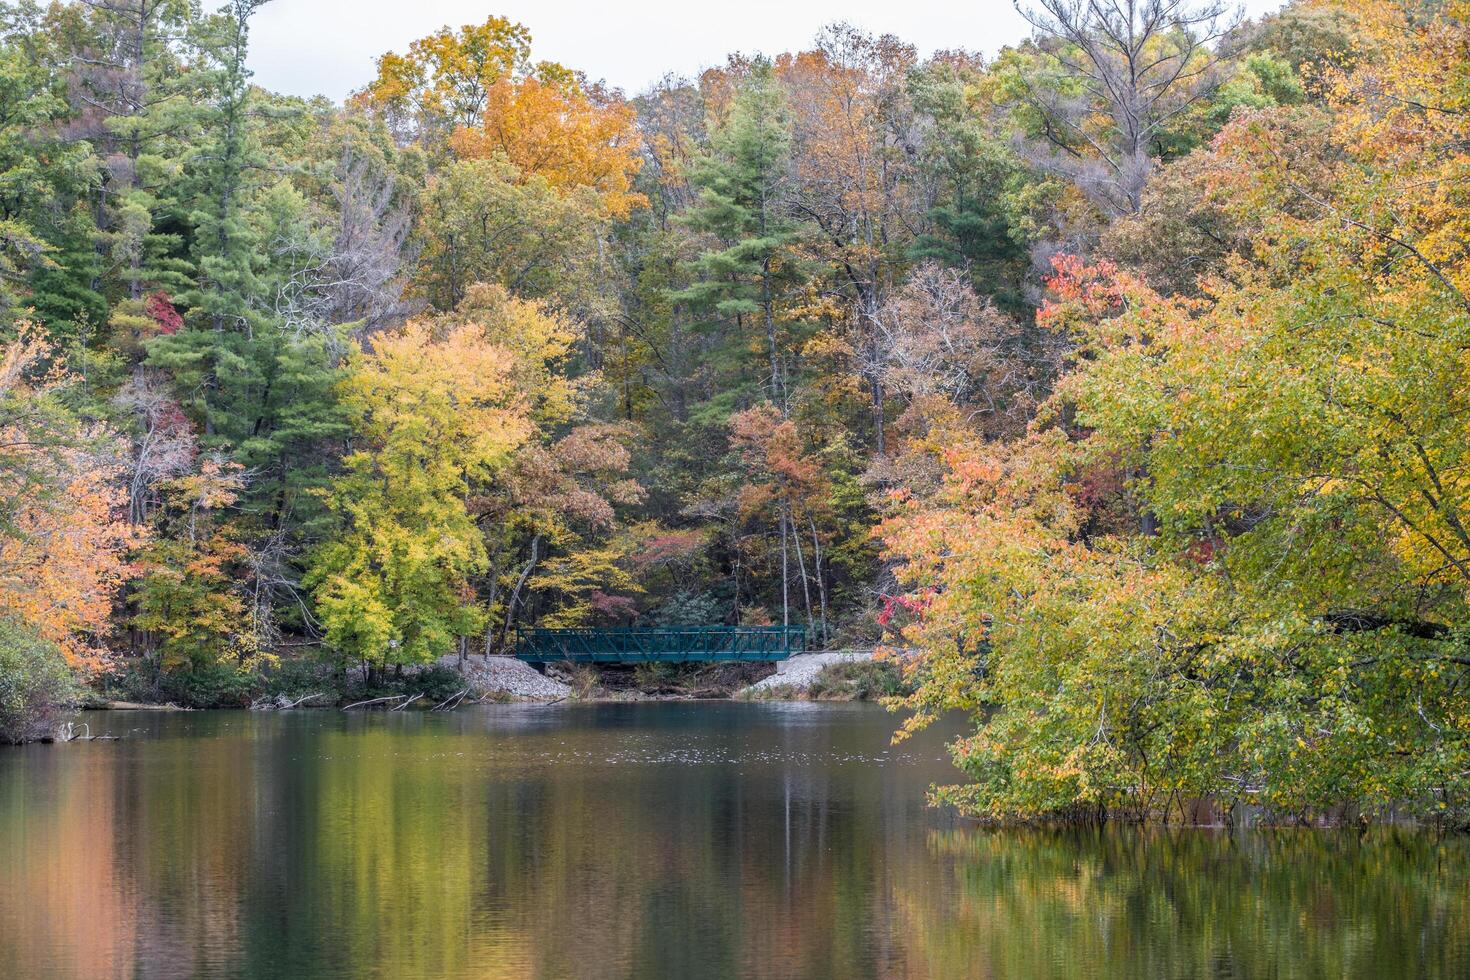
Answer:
511 625 808 663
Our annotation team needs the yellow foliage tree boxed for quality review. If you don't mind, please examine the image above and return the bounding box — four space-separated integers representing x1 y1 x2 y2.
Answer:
309 315 533 668
356 16 532 144
132 458 258 672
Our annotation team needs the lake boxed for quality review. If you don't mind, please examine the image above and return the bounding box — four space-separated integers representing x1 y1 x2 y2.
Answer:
0 702 1466 979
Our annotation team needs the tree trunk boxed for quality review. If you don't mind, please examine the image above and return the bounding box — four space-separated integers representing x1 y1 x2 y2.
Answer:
496 535 541 653
779 509 790 628
762 261 783 409
791 512 815 632
810 518 829 648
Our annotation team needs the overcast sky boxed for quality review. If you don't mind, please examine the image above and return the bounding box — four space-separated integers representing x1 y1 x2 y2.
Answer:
246 0 1287 104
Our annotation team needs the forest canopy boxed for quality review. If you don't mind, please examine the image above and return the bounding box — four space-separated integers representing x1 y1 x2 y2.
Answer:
0 0 1467 824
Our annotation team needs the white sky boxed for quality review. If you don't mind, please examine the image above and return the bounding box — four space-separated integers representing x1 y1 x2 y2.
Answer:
246 0 1288 103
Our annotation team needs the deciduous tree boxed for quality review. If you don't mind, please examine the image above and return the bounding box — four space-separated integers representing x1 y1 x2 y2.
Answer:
309 315 531 669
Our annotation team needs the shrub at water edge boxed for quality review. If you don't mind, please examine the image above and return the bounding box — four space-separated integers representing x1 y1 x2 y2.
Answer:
0 620 79 744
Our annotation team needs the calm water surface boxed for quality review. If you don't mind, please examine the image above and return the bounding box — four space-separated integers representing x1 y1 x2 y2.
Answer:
0 702 1466 979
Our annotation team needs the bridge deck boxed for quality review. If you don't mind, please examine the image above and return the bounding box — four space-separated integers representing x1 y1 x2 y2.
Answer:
512 626 807 663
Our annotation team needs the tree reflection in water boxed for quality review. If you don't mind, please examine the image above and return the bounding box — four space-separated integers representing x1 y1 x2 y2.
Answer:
0 705 1464 979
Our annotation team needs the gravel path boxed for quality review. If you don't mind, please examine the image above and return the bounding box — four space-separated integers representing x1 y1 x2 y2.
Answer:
741 650 875 694
439 655 571 699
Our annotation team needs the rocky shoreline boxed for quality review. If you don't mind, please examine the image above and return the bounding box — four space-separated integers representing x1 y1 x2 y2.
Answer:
80 652 900 715
437 650 895 703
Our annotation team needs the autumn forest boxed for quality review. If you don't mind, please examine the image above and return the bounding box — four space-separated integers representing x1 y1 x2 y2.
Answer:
0 0 1467 826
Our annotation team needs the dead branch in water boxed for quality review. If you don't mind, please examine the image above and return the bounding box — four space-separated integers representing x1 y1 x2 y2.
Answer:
252 692 329 711
53 722 121 742
342 694 408 711
390 693 423 711
432 688 471 711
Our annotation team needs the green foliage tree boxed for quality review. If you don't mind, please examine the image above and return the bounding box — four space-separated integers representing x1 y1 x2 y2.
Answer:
414 154 605 315
905 55 1034 313
0 9 100 328
0 617 77 743
180 0 271 333
882 0 1470 825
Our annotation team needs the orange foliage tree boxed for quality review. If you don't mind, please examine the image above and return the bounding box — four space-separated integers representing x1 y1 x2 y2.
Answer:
359 16 644 217
729 404 832 637
450 76 645 218
0 324 142 670
777 26 923 453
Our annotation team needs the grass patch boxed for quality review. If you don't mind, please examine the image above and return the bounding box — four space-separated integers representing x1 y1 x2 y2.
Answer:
559 664 603 700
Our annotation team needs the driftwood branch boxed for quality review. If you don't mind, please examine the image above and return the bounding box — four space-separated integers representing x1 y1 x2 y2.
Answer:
53 722 121 742
252 691 328 710
342 694 408 710
390 693 423 711
432 688 471 711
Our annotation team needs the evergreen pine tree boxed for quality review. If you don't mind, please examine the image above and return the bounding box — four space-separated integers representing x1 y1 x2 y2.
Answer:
675 62 809 410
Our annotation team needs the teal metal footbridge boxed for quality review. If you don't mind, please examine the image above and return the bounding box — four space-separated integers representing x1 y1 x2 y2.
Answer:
512 626 807 664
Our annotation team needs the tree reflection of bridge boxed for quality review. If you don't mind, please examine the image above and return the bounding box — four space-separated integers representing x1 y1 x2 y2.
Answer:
512 626 807 663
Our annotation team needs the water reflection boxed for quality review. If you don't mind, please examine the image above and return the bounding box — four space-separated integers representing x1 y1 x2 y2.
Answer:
0 704 1465 979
